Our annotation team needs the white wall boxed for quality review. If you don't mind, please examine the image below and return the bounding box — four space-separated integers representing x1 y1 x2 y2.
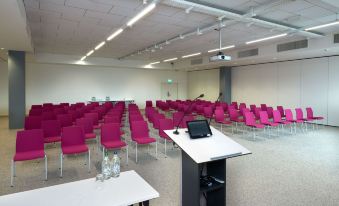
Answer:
232 56 339 126
25 63 187 111
188 69 220 101
0 61 8 116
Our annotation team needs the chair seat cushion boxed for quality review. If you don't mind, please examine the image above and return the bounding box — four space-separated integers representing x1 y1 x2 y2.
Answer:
14 150 45 161
85 133 96 139
134 137 156 144
44 136 61 143
93 124 101 129
62 145 88 154
102 141 127 149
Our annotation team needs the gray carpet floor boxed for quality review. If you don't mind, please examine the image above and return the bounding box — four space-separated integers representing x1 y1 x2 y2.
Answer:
0 113 339 206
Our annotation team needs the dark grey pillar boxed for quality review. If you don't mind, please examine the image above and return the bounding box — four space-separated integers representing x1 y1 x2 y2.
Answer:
8 51 25 129
220 66 232 104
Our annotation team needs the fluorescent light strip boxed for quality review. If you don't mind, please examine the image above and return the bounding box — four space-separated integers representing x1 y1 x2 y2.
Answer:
163 57 178 62
94 41 105 50
150 61 160 65
246 33 287 44
86 50 94 56
182 52 201 58
208 45 235 53
107 28 123 41
305 21 339 31
127 3 156 27
80 56 86 61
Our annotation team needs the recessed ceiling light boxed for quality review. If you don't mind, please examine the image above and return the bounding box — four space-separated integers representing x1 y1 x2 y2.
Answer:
150 61 160 65
80 56 87 61
163 57 178 62
305 20 339 31
0 48 4 50
107 28 123 41
208 45 235 53
182 52 201 58
86 50 94 56
94 41 105 50
127 3 156 27
246 33 287 44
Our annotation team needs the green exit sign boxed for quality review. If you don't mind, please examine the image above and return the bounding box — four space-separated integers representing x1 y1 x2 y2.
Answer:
167 79 173 84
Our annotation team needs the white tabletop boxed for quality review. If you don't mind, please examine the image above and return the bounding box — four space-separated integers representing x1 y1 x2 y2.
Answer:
165 126 251 164
0 170 159 206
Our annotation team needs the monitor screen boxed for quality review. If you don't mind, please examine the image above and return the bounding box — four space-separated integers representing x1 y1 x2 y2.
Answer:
187 120 212 139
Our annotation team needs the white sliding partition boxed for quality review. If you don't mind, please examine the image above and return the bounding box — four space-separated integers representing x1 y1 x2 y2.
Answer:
232 56 339 126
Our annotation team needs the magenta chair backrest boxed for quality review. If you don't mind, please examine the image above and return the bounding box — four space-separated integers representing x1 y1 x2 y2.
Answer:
259 111 269 124
229 109 239 121
42 112 56 120
61 126 85 147
254 108 261 120
41 120 61 138
215 109 225 122
250 105 256 112
16 129 44 153
154 113 166 129
285 109 294 121
29 109 42 116
267 107 273 119
24 116 42 130
273 110 282 123
239 103 246 111
277 106 284 117
31 105 42 109
76 118 94 134
131 121 149 140
181 115 195 128
244 112 255 126
54 108 66 115
221 102 228 111
295 108 304 120
101 123 121 143
146 101 153 107
104 116 120 124
159 119 174 138
173 112 184 126
204 107 213 118
260 104 267 111
306 107 314 119
57 114 73 127
231 102 238 110
241 108 250 116
129 114 144 123
84 113 99 125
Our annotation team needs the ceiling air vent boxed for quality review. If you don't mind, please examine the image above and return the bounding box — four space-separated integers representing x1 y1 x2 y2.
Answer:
277 39 308 52
238 48 258 58
191 58 203 65
334 34 339 43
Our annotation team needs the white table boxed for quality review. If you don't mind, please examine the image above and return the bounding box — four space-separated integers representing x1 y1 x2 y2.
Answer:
165 126 251 163
165 126 251 206
0 170 159 206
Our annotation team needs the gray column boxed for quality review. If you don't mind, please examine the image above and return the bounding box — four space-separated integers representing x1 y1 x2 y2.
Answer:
8 51 25 129
220 66 232 104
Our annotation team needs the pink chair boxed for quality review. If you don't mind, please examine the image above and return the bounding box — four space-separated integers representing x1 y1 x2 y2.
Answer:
203 107 213 119
180 115 195 128
11 129 47 186
173 112 184 128
229 109 243 132
296 108 310 131
130 121 157 163
259 111 279 135
250 104 257 113
57 114 73 128
267 107 274 119
41 120 61 143
146 100 153 107
84 113 100 129
260 104 267 111
153 113 166 129
277 106 285 117
42 112 56 120
215 109 232 132
24 116 42 130
244 112 265 138
306 107 324 129
29 108 42 116
101 123 128 164
76 118 97 140
273 110 294 133
159 118 174 156
285 109 303 132
60 126 90 177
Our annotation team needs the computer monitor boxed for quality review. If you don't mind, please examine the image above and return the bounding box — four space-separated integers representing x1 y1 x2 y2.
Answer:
187 120 213 139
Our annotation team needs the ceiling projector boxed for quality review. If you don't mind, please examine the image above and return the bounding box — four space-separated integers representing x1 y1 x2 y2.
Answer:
209 52 231 62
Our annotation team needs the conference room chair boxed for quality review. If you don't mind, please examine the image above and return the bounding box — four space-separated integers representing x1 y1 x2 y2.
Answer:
254 108 262 120
267 107 274 119
54 108 66 116
60 126 90 177
153 113 166 130
250 104 257 113
24 116 42 130
29 108 43 116
260 104 268 111
100 123 128 164
239 103 247 113
42 111 56 121
244 112 265 139
11 129 47 186
180 115 195 128
76 118 97 140
31 105 43 109
172 111 184 128
229 109 244 132
272 110 294 134
285 109 303 133
158 119 174 156
231 102 238 110
306 107 324 129
57 114 73 128
215 109 232 132
259 111 279 136
277 106 285 118
203 106 213 119
43 103 53 108
295 108 309 131
130 121 157 163
41 120 61 143
84 113 100 129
